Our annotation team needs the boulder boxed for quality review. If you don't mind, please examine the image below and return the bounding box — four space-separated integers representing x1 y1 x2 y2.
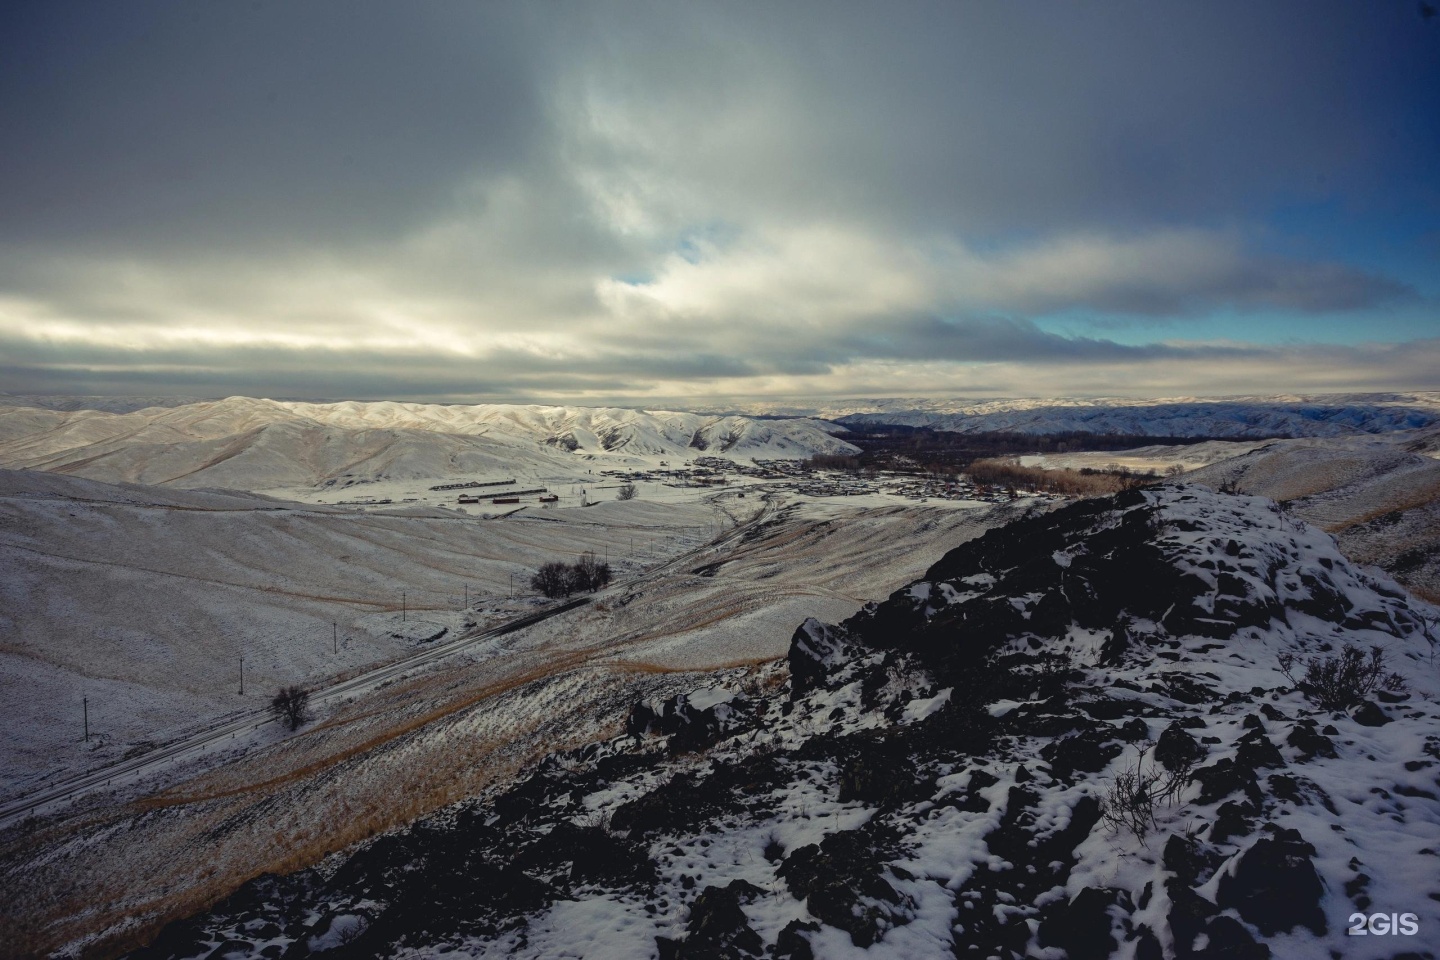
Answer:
788 619 850 698
772 920 820 960
1195 915 1270 959
1037 886 1129 960
1155 722 1206 772
1352 700 1391 727
1216 835 1327 936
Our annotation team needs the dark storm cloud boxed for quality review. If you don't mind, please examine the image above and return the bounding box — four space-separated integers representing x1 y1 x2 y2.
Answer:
0 334 756 401
9 327 1437 407
0 2 546 251
834 316 1233 365
1 1 1436 401
5 1 1435 252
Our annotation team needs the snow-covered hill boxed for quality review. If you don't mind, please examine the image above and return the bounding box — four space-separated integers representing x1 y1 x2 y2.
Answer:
0 397 857 491
0 468 724 798
128 485 1440 959
1186 433 1440 604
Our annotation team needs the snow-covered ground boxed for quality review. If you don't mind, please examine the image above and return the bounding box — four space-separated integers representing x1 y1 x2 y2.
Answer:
0 467 739 799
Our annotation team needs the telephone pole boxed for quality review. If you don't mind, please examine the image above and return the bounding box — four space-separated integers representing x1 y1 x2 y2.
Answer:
464 583 468 609
402 591 407 622
83 697 88 742
333 622 338 654
239 656 244 696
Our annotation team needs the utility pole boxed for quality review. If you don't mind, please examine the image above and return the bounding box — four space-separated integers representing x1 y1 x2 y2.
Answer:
238 657 244 696
464 583 468 609
333 622 338 655
402 591 407 622
83 697 88 742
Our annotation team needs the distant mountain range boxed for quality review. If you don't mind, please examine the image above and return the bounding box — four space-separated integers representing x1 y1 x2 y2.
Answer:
719 392 1440 438
0 397 858 491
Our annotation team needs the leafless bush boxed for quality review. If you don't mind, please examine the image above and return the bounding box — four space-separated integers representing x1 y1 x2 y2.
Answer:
617 482 637 500
1277 644 1407 710
334 917 368 946
1099 748 1189 840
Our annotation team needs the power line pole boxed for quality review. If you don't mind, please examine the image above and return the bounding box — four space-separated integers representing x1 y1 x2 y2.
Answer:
464 583 468 609
333 622 338 655
402 590 407 622
239 656 244 696
83 697 88 742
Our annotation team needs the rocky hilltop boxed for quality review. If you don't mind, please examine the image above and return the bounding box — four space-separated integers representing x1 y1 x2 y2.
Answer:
130 486 1440 960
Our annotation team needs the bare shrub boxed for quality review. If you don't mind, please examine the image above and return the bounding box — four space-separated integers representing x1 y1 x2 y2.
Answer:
1277 644 1407 710
334 917 368 946
617 482 637 500
1099 747 1189 840
271 685 310 731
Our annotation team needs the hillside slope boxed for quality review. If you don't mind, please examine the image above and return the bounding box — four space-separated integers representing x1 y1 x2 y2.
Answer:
129 486 1440 960
0 468 722 797
1188 433 1440 602
0 397 857 491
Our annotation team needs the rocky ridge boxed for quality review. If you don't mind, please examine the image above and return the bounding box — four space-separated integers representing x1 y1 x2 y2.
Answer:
127 485 1440 960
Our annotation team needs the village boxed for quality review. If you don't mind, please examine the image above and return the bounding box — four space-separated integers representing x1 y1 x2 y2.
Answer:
588 455 1041 504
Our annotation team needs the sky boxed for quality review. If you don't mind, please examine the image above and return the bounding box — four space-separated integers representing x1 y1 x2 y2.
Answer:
1 1 1438 406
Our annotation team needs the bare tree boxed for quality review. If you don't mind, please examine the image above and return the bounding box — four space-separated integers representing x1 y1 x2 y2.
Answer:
271 685 310 731
572 553 612 592
531 561 573 598
617 482 638 500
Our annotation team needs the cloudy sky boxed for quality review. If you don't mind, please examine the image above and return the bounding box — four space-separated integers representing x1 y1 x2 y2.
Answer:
2 1 1437 405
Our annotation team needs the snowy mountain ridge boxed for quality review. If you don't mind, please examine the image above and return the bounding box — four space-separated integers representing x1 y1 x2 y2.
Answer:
0 397 857 491
128 485 1440 960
